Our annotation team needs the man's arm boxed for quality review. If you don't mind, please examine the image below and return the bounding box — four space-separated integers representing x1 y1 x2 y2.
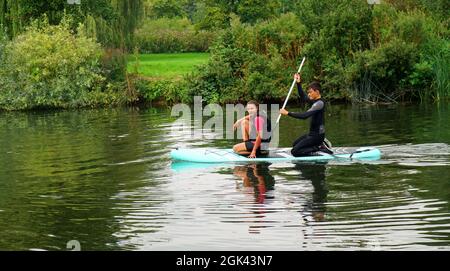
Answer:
294 73 311 103
297 82 312 103
287 100 324 119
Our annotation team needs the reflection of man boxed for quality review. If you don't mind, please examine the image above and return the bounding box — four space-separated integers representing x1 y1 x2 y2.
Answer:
233 163 275 204
294 162 328 222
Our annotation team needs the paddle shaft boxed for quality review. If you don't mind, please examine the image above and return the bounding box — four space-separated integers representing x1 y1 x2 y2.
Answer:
274 57 306 129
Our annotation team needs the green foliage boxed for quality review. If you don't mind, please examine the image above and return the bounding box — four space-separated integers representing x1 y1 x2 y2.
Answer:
236 0 279 24
294 0 450 103
385 0 450 21
186 46 252 103
101 48 128 81
1 0 64 37
194 6 230 31
2 0 449 108
0 21 127 110
430 44 450 101
348 39 419 102
186 13 304 103
185 0 449 104
148 0 186 18
0 26 7 58
134 78 190 104
0 0 144 50
135 17 216 53
296 0 336 35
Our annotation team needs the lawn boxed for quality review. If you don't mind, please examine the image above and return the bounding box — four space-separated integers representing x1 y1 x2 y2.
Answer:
127 52 210 79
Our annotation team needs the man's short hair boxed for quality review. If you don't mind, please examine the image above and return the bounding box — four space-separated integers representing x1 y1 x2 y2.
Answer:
308 81 321 92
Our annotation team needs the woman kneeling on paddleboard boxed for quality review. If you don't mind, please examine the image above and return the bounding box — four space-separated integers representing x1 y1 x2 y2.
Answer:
280 74 329 157
233 101 272 158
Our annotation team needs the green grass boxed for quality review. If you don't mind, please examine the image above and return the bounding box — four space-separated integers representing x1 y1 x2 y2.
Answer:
127 52 210 79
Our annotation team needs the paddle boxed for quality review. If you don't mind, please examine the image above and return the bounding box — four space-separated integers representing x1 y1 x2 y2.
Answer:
273 57 306 130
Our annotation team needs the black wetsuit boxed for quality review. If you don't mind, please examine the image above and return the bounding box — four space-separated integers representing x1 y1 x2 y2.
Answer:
287 83 325 157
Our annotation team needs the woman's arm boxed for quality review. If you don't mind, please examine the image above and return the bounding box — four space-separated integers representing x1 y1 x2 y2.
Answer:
249 134 262 158
233 115 251 130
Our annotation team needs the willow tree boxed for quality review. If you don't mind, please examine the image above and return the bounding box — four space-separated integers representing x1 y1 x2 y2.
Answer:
0 0 144 50
110 0 143 49
79 0 143 50
0 0 23 38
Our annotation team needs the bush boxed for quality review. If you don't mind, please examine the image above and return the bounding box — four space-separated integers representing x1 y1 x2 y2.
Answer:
101 48 128 81
134 17 217 53
194 6 230 31
369 7 450 101
149 0 186 19
348 39 419 102
134 78 190 104
0 20 127 110
186 13 304 104
297 2 449 102
236 0 280 24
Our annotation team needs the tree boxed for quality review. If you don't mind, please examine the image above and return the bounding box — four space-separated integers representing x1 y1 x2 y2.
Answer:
236 0 279 24
150 0 185 18
0 0 144 50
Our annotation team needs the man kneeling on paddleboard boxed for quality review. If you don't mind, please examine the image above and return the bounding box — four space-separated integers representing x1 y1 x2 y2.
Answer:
233 101 272 158
280 74 330 157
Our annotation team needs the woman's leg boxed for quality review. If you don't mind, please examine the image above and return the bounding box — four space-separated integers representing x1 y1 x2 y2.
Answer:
233 142 251 155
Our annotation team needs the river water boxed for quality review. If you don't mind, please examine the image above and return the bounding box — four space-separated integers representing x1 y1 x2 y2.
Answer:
0 103 449 250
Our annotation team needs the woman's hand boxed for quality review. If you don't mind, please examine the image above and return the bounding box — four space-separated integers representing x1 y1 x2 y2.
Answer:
294 73 301 83
248 152 257 159
233 121 240 131
233 118 243 131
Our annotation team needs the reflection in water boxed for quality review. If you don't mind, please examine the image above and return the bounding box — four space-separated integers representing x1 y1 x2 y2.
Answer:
294 163 328 223
232 162 329 234
233 163 274 234
233 163 275 204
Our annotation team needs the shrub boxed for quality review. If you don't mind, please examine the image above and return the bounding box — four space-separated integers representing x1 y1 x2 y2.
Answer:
134 78 190 104
101 48 128 81
0 20 127 110
186 14 305 104
348 39 419 102
298 2 449 102
194 6 230 31
149 0 186 19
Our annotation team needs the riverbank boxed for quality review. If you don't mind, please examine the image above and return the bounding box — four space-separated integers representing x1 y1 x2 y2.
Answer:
1 1 448 111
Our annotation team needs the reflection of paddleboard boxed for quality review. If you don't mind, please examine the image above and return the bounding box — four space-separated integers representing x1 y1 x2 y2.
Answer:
171 161 228 172
170 147 381 163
